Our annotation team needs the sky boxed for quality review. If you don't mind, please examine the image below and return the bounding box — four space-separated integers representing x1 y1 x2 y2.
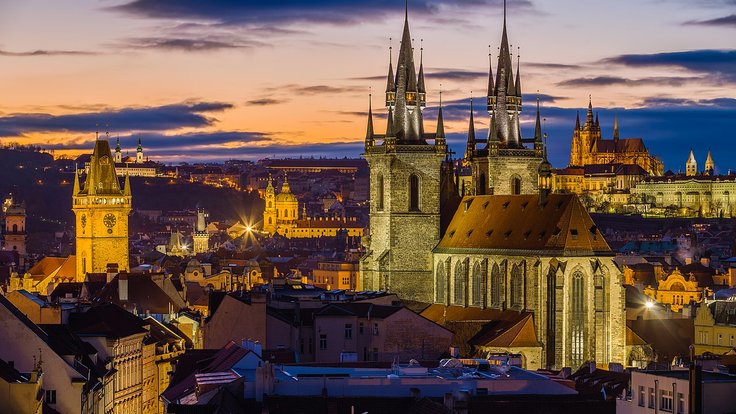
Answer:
0 0 734 171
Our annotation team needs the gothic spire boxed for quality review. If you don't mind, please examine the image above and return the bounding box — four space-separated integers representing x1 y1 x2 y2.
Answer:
436 91 445 139
386 106 395 137
515 50 522 98
486 46 494 112
494 0 515 97
586 95 594 127
466 97 476 159
575 111 581 130
613 114 619 141
534 95 542 142
83 137 123 196
72 165 80 195
385 43 395 107
417 42 425 94
365 94 375 147
595 112 600 129
123 172 131 196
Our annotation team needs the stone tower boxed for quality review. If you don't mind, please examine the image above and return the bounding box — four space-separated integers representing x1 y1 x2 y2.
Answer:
686 149 697 177
360 5 453 303
114 136 122 163
72 137 132 279
2 197 27 263
569 98 601 167
136 137 144 164
193 208 209 254
469 3 543 196
705 150 715 175
263 175 277 235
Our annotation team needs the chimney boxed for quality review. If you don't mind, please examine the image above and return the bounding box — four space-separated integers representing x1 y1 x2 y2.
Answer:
106 263 119 284
119 274 129 302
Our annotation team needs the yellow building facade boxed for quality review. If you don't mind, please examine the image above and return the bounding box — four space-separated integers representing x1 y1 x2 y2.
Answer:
643 268 707 312
694 301 736 355
72 138 132 279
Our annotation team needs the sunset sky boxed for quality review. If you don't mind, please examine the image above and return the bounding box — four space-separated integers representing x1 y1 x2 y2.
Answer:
0 0 734 171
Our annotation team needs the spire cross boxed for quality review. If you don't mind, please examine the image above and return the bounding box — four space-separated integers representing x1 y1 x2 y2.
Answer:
439 84 443 105
503 0 507 24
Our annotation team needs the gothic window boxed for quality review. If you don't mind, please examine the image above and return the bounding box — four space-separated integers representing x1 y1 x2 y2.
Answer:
546 266 557 368
478 174 487 195
511 176 522 195
377 174 384 211
268 217 272 224
268 201 272 208
510 265 523 309
491 263 501 307
454 260 466 305
435 262 446 304
409 174 420 211
472 262 482 307
571 271 585 368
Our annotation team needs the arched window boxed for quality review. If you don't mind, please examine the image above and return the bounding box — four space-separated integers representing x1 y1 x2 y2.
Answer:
12 224 17 233
435 262 446 304
472 262 482 307
268 217 272 224
491 263 501 307
571 271 585 368
376 174 384 211
478 174 487 195
510 265 523 309
511 176 522 195
268 201 272 208
546 266 557 368
409 174 420 211
454 260 466 305
284 209 288 218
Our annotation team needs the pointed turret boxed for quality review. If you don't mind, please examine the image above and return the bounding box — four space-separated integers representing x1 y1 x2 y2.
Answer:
436 92 446 140
705 149 715 175
82 138 122 196
417 43 426 109
136 137 144 163
686 149 697 177
123 173 131 197
586 96 594 128
538 132 552 204
365 94 375 150
495 1 515 97
386 106 395 138
595 112 600 129
486 48 494 112
466 98 476 160
613 114 620 141
575 112 581 130
72 165 81 195
515 53 522 99
385 45 395 108
534 96 542 141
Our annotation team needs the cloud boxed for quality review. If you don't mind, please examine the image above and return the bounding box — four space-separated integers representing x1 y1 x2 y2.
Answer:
525 62 582 70
111 0 533 26
425 69 487 82
119 37 262 52
262 84 352 96
245 98 290 106
45 131 271 152
556 75 702 88
602 49 736 83
0 49 97 57
685 14 736 27
0 101 233 137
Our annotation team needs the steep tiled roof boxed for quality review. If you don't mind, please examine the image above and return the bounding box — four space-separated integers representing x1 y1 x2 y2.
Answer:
68 303 147 339
436 194 611 255
316 303 402 319
470 312 538 348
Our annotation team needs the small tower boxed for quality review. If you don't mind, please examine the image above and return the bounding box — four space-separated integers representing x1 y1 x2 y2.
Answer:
465 98 476 160
705 150 715 176
686 149 698 177
263 175 277 235
2 196 27 264
136 138 144 164
114 136 122 163
193 208 210 254
538 133 552 205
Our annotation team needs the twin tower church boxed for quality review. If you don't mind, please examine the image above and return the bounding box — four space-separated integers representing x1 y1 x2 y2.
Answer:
360 4 626 369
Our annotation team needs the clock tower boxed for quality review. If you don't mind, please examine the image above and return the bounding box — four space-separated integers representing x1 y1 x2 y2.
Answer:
72 137 132 279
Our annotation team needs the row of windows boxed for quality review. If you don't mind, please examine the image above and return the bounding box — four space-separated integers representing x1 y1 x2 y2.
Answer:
638 386 685 413
435 260 524 309
375 174 421 212
318 323 381 350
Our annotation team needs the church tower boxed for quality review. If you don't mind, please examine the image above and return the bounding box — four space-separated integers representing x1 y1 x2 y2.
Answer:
72 137 132 279
686 149 697 176
263 175 277 235
114 136 122 163
469 0 543 196
136 138 144 163
705 150 715 175
2 197 27 265
361 4 452 303
193 208 210 254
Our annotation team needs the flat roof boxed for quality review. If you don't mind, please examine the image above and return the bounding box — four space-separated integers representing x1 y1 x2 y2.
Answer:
637 370 736 383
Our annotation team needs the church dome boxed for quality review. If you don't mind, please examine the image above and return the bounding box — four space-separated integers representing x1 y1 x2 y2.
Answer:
275 192 298 203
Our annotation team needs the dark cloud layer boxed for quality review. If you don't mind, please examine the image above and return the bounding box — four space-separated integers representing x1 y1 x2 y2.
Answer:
686 14 736 27
602 49 736 83
245 98 290 106
0 102 233 136
112 0 532 26
557 75 701 88
0 49 97 57
120 37 261 52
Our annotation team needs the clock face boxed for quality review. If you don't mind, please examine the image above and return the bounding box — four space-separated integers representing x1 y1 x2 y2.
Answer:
103 213 117 228
81 214 87 228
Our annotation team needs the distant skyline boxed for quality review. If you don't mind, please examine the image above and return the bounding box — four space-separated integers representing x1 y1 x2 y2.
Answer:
0 0 734 172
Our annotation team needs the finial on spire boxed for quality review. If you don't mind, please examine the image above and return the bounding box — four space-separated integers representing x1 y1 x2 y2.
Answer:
503 0 507 25
95 124 99 140
405 0 409 21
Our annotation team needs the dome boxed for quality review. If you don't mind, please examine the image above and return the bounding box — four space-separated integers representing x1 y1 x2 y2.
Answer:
275 192 298 203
